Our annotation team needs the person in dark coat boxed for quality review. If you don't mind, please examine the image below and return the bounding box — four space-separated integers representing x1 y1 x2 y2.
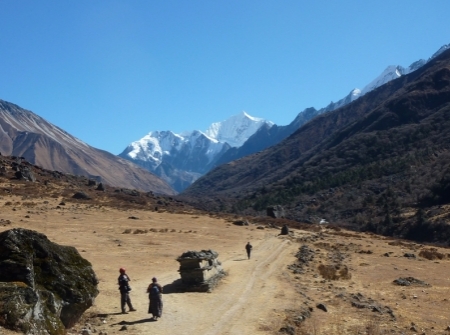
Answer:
245 242 253 259
147 277 163 320
118 268 136 314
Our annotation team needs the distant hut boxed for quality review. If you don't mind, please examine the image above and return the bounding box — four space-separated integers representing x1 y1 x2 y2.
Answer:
176 250 226 292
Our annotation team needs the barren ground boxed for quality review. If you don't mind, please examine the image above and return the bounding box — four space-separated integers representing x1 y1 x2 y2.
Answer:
1 195 450 335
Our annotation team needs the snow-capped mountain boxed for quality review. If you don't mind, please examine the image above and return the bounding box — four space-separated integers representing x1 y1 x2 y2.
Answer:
119 111 273 192
212 43 450 168
347 44 449 101
205 112 273 147
121 43 449 194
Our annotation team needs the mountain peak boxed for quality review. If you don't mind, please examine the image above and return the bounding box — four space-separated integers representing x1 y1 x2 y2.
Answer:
120 111 273 191
205 112 273 148
430 43 450 59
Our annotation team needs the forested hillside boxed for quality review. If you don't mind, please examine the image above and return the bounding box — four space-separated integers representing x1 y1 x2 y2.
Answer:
181 49 450 245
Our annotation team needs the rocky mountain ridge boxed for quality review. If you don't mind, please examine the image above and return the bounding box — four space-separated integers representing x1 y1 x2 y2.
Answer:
180 47 450 245
119 111 273 192
0 100 175 195
123 44 449 193
218 43 450 167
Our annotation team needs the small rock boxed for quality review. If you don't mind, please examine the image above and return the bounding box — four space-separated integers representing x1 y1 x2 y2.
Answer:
316 303 327 312
279 325 295 335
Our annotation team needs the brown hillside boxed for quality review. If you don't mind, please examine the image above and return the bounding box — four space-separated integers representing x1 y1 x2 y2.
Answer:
0 100 175 195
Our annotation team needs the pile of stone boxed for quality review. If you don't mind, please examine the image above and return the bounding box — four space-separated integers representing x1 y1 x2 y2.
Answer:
176 249 225 292
393 277 430 287
288 245 316 274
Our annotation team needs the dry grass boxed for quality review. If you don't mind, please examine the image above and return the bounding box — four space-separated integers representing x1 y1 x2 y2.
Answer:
419 247 446 260
2 155 450 334
318 264 351 280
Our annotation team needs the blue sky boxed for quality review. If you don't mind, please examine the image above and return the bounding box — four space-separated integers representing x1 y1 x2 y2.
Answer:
1 1 449 154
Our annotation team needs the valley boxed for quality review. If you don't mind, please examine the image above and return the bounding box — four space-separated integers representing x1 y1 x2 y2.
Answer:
2 4 450 335
1 187 449 334
1 38 450 335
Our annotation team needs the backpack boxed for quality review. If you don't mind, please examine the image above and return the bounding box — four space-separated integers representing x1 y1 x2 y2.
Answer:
119 275 132 292
150 285 160 297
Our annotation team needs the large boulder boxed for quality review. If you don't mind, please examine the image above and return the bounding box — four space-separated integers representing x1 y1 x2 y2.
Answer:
267 205 285 218
280 224 290 235
14 166 36 182
0 228 99 334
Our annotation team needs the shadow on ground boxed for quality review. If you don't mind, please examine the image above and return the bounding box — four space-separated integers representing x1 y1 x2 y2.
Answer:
163 278 185 294
97 312 127 317
111 318 155 326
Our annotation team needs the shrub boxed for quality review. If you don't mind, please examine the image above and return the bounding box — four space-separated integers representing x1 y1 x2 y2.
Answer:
318 264 351 280
419 248 445 260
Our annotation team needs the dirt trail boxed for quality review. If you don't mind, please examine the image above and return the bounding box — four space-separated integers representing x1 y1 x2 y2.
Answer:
102 233 298 335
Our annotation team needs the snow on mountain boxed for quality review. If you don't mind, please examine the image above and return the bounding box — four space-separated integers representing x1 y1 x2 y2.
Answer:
320 43 448 113
359 61 428 96
360 65 406 96
430 43 450 59
122 130 225 169
121 43 449 193
321 88 362 114
219 44 450 172
125 131 185 167
123 111 272 168
119 111 272 192
205 111 274 148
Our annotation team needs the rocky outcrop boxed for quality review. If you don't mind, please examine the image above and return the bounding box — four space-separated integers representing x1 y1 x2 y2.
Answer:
280 224 290 235
267 205 285 218
72 191 92 200
14 166 36 181
176 250 225 292
0 228 99 334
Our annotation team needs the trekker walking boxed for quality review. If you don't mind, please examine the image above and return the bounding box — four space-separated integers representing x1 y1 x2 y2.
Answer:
245 242 253 259
118 268 136 314
147 277 163 321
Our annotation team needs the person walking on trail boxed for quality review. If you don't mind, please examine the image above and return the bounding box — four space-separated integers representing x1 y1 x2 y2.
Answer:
118 268 136 314
245 242 253 259
147 277 163 321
